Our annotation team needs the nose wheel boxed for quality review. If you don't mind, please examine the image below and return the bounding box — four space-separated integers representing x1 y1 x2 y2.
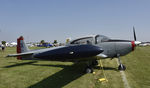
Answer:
118 64 126 70
117 54 126 71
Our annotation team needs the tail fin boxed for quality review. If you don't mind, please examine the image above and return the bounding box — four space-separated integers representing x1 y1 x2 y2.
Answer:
17 36 29 59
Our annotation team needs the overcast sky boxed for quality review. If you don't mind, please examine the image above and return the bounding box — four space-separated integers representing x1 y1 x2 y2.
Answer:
0 0 150 43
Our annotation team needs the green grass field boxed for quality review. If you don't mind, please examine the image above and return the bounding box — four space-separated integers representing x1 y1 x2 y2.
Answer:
0 47 150 88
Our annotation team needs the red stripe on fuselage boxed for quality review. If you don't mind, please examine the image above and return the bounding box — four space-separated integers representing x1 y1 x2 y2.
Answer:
131 41 135 51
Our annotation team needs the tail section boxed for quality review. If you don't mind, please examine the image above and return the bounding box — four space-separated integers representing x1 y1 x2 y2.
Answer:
17 36 29 59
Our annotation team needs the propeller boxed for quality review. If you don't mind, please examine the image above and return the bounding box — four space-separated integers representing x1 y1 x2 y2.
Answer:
133 27 136 41
133 26 141 45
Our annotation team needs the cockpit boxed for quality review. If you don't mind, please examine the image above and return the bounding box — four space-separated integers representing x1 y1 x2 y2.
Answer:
70 37 94 45
68 34 110 45
95 35 110 44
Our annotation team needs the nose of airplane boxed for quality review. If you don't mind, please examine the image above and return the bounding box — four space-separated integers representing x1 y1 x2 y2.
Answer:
131 41 141 51
131 41 135 51
131 41 137 51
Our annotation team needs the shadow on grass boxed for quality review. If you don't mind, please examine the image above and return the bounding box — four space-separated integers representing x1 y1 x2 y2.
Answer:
3 61 38 68
4 61 85 88
94 66 118 71
28 63 118 88
102 67 118 71
3 60 118 88
28 63 85 88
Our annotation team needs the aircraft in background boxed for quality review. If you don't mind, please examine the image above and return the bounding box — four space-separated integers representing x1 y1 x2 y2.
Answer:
66 27 141 71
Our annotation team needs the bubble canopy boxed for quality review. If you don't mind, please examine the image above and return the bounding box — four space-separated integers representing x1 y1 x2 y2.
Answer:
95 35 110 43
69 34 110 45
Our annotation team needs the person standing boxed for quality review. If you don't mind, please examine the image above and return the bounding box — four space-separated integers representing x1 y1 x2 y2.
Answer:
1 44 5 51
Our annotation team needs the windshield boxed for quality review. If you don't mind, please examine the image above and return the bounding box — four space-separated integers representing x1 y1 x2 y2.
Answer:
95 35 110 44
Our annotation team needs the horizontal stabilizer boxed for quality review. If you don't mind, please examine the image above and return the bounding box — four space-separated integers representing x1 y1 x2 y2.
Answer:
7 52 33 57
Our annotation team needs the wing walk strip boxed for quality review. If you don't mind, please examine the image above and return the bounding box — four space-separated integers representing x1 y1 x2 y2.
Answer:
116 59 131 88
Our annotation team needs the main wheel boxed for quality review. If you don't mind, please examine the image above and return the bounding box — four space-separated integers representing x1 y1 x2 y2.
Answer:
85 67 93 73
118 64 126 71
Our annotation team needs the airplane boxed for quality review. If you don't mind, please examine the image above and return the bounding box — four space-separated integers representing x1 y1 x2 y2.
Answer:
7 36 103 73
66 27 141 71
7 27 141 73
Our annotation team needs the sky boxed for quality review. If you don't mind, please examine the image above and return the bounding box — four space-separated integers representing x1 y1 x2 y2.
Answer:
0 0 150 43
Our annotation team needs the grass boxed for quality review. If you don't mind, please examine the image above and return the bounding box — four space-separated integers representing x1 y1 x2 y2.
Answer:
122 46 150 88
0 46 150 88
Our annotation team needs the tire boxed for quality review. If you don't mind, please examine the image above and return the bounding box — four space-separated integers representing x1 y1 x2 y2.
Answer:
118 64 126 71
85 67 93 73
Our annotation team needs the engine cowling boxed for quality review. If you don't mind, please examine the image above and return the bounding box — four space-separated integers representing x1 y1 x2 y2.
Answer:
115 41 135 56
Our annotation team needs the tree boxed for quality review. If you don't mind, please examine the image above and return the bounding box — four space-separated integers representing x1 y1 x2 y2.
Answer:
40 40 45 45
53 40 58 44
1 41 6 45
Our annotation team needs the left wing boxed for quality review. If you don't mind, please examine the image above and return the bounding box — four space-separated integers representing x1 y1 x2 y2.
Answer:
7 52 34 57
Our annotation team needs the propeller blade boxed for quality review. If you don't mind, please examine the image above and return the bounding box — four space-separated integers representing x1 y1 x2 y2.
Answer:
133 27 137 41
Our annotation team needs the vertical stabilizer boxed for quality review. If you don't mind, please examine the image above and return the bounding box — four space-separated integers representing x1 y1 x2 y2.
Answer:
17 36 29 59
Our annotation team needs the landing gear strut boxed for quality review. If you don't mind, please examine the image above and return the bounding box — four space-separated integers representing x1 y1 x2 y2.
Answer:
92 60 98 66
117 54 126 71
85 60 98 73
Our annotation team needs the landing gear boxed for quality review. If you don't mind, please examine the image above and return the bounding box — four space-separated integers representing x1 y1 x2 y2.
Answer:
118 64 126 70
85 66 93 73
85 60 97 73
92 60 98 66
117 54 126 71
